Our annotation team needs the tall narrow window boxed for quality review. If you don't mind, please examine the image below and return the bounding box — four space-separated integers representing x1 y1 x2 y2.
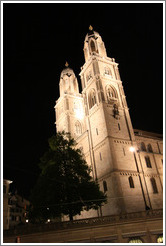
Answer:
140 142 146 151
103 181 108 192
99 152 102 160
145 156 152 168
75 121 82 135
129 176 134 188
90 40 97 53
96 128 98 135
88 89 97 109
118 123 121 130
147 144 153 153
150 178 158 194
123 148 126 156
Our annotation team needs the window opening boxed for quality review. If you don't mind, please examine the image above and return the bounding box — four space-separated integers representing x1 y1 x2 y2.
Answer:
140 142 146 151
75 121 82 135
99 152 102 160
103 181 108 192
129 176 134 188
150 178 158 194
145 156 152 168
90 40 97 53
147 144 153 153
88 89 97 109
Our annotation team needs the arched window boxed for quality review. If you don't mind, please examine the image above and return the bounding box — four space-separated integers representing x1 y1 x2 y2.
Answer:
75 121 82 135
128 176 134 188
104 67 112 76
147 144 153 153
88 89 97 109
140 142 146 151
129 238 143 243
86 70 92 82
103 181 108 192
150 178 158 194
145 156 152 168
90 39 97 53
106 85 117 103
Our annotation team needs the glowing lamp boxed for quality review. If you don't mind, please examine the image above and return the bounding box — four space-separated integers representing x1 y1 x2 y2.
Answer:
129 146 135 152
75 109 84 120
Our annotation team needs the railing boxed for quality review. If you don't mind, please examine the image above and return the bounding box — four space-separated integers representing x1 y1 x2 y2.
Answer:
4 209 163 237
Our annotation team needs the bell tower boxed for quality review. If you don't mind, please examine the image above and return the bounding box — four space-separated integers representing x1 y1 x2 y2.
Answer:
78 26 147 216
55 62 85 138
55 27 156 219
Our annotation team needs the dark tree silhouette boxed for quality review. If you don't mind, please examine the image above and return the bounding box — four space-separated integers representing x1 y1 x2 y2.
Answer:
30 131 107 221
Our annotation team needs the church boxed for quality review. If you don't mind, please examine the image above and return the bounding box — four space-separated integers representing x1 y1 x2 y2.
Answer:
3 26 163 244
55 26 163 220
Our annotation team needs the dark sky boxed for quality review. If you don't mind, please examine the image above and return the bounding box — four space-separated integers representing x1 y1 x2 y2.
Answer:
3 3 163 198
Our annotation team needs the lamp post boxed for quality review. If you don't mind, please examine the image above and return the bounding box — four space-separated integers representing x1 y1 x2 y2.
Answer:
129 146 151 210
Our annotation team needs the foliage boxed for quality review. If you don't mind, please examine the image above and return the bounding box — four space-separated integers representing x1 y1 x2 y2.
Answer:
30 131 107 221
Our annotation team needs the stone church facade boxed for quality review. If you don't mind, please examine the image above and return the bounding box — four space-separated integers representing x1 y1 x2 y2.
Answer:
55 27 163 220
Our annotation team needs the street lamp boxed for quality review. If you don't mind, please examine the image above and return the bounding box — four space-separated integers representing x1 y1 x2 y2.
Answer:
129 146 135 152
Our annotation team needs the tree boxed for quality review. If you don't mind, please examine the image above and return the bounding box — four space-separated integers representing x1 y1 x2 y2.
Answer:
30 131 107 221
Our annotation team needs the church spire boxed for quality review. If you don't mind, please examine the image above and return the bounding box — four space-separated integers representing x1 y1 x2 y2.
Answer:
83 28 107 62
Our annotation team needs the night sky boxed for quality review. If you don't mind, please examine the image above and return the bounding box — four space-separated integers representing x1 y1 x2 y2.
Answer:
3 3 163 198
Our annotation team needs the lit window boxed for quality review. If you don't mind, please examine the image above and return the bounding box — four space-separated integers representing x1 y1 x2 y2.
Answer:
150 178 158 194
145 156 152 168
129 238 143 243
129 176 134 188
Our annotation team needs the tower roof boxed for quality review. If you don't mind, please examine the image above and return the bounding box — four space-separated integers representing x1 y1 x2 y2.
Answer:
85 26 100 42
60 62 75 78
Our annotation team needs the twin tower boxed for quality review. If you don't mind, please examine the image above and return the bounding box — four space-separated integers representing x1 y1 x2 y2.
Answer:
55 27 163 219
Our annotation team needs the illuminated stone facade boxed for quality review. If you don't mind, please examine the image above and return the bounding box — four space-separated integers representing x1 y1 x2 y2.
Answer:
55 28 163 219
